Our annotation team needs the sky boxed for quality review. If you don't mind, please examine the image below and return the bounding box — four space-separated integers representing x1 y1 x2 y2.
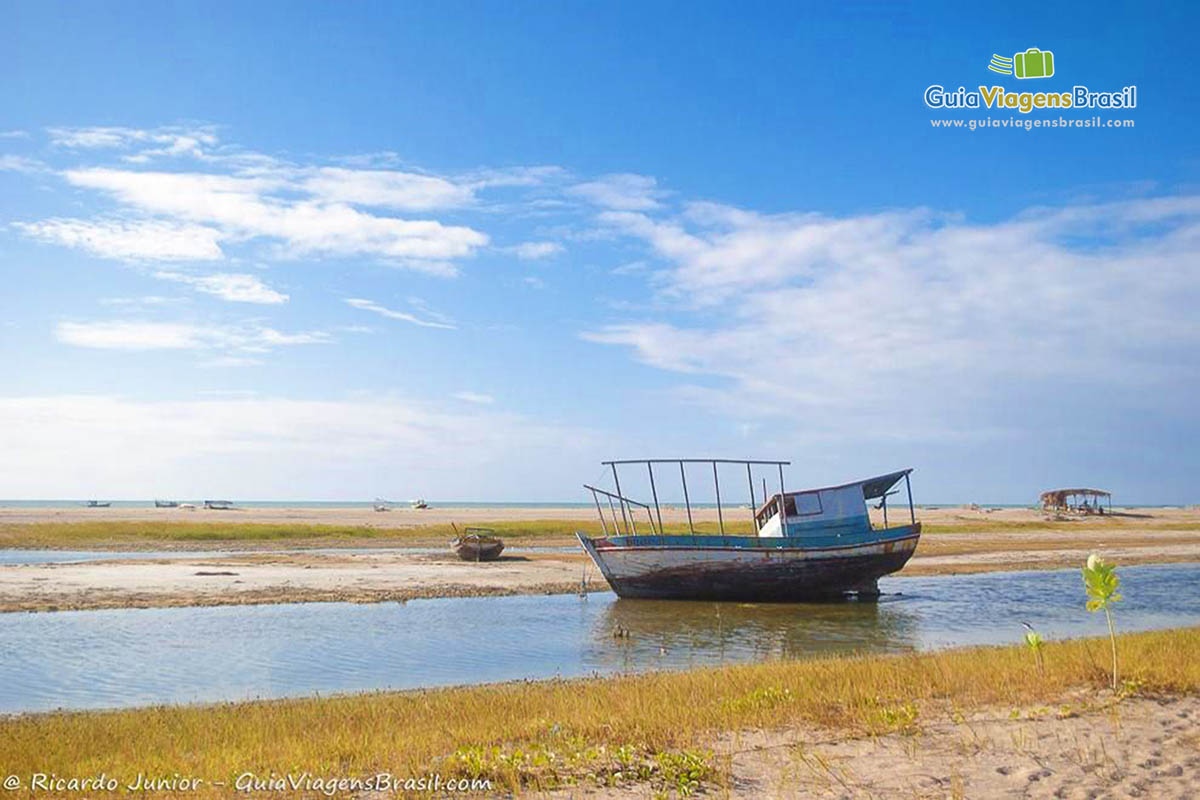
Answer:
0 1 1197 503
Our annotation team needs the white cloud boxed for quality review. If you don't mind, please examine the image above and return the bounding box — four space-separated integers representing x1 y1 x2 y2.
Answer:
585 195 1200 440
505 241 564 260
55 320 330 352
570 173 664 210
0 394 598 498
153 271 288 304
452 391 495 404
13 218 224 261
13 131 589 282
344 297 456 329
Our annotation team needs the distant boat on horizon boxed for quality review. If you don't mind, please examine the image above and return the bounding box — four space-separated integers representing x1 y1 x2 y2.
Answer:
84 500 111 508
154 499 179 508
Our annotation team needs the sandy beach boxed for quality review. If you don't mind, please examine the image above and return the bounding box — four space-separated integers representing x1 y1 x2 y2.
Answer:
539 694 1200 799
2 501 1196 534
1 506 1197 613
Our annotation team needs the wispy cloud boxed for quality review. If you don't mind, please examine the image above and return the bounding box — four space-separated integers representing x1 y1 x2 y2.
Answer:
0 154 44 173
452 391 495 404
47 125 219 159
13 218 223 261
504 241 564 260
13 128 593 289
55 320 330 352
99 295 188 307
570 173 664 211
299 167 474 211
344 297 457 329
58 167 487 273
585 194 1200 441
153 271 288 304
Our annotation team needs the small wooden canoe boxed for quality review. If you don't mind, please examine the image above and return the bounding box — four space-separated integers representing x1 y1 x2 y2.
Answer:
451 527 505 562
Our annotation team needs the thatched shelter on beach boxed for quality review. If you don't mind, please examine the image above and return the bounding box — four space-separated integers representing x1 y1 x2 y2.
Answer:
1040 488 1111 514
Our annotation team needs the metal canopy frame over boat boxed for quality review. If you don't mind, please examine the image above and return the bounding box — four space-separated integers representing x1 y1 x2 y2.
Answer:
584 458 791 537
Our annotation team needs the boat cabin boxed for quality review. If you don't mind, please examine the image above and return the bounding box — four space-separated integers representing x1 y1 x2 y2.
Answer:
753 469 915 538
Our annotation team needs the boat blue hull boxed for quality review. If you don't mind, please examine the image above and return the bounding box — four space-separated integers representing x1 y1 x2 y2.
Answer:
578 524 920 601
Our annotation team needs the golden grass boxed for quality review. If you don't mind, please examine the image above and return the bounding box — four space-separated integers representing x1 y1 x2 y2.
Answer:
2 509 1196 552
920 519 1200 534
0 519 758 550
2 627 1198 797
9 515 1196 551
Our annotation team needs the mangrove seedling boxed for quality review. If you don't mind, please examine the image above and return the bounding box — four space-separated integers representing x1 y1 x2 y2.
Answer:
1021 622 1045 676
1082 553 1123 691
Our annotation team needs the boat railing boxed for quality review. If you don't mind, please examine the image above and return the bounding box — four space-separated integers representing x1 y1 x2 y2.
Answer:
585 458 791 537
584 484 657 537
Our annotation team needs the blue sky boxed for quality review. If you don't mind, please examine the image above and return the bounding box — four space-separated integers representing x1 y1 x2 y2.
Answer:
1 1 1197 502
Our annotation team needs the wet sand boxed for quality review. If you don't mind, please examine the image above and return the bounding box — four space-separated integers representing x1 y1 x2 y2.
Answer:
0 551 594 613
1 506 1198 613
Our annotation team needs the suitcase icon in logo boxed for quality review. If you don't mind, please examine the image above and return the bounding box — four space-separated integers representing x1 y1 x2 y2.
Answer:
1014 48 1054 79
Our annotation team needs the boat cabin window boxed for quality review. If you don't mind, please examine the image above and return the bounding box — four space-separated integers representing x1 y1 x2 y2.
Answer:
757 491 824 527
790 492 823 516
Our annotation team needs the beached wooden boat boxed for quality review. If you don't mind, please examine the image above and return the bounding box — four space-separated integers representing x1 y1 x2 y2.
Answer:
577 460 921 601
451 527 505 562
410 498 429 510
204 500 234 510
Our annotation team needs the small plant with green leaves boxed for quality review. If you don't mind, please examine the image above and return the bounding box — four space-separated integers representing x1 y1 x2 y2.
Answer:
1022 622 1046 676
1082 553 1123 691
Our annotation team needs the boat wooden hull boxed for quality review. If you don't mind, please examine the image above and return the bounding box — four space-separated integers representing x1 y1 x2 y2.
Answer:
577 524 920 601
452 539 505 562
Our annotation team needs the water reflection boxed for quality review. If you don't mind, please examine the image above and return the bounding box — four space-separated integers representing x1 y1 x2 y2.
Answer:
590 597 922 672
